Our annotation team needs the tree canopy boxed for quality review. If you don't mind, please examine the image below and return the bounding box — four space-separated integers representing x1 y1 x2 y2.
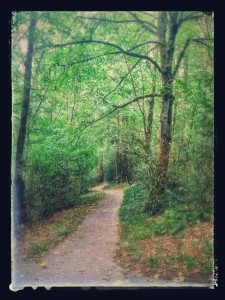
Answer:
12 11 214 223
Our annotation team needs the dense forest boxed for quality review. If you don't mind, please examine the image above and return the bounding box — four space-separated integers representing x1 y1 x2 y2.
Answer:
11 11 214 286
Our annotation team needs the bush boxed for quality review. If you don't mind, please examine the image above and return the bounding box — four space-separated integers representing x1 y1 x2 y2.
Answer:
119 183 148 224
145 184 187 216
25 171 81 221
28 241 49 256
178 254 197 272
150 204 201 236
147 254 160 268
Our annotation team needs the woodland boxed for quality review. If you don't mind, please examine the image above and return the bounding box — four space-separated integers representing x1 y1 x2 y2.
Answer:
12 11 214 284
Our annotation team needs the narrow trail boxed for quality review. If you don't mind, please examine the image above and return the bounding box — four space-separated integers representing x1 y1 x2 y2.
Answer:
12 183 208 289
12 183 148 288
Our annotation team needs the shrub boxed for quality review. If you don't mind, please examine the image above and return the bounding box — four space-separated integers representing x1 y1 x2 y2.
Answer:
178 253 197 272
145 184 187 216
28 241 49 256
147 254 160 268
119 183 148 224
151 205 201 236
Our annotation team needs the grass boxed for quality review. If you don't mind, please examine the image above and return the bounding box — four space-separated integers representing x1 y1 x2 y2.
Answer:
21 190 105 259
178 254 197 272
28 241 49 256
147 254 160 268
79 191 105 204
117 183 214 282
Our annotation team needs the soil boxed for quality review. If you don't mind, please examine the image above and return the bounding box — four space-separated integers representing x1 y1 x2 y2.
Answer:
11 183 212 290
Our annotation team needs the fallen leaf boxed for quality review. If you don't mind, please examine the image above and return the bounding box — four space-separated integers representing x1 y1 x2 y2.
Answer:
113 280 125 286
66 281 75 286
79 266 85 272
191 268 200 274
173 276 185 283
37 261 47 268
135 270 143 277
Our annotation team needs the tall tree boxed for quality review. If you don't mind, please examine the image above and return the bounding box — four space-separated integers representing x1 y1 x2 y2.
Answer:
144 12 213 213
13 12 38 225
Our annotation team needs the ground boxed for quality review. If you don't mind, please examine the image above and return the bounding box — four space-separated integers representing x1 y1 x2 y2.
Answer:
11 183 212 289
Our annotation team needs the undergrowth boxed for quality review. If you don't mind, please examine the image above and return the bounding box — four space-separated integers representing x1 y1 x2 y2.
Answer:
118 183 214 281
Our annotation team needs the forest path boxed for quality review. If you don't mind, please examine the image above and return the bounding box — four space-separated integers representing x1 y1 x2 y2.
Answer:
13 182 152 288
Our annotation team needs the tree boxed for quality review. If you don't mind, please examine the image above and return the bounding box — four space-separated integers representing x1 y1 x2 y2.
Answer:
13 12 38 225
12 11 213 222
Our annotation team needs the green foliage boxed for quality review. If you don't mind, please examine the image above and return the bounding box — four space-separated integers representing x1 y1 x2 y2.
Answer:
12 12 213 234
119 183 148 224
144 196 164 216
103 148 117 182
150 205 201 236
119 180 203 237
200 258 213 274
24 118 99 221
136 249 144 259
147 254 160 268
50 221 70 237
144 178 187 216
119 182 205 239
197 240 214 274
178 254 197 272
201 240 213 256
28 241 49 257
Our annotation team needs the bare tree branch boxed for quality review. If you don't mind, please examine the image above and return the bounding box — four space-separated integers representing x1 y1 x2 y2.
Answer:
73 93 162 141
192 38 214 48
57 50 121 67
172 38 190 78
178 12 203 26
77 15 157 34
101 44 159 103
111 93 162 110
128 12 157 35
172 37 213 78
42 39 163 74
102 59 141 102
140 11 158 20
29 81 53 123
128 40 165 52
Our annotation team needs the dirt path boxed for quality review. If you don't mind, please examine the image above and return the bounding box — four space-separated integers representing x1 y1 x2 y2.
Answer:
11 183 208 289
12 183 147 288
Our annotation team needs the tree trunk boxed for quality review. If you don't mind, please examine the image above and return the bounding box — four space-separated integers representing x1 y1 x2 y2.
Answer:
13 13 38 226
115 116 131 183
145 96 155 154
98 164 104 183
155 12 178 190
155 83 174 190
145 12 178 214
